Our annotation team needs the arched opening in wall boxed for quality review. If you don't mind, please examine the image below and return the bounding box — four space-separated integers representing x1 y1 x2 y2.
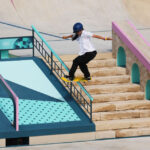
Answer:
131 63 140 84
146 80 150 100
117 47 126 67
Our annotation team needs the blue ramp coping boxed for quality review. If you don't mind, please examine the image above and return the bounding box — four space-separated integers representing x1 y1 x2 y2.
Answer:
0 57 95 138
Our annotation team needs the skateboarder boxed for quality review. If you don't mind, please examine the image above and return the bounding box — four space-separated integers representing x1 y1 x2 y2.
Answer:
62 22 112 81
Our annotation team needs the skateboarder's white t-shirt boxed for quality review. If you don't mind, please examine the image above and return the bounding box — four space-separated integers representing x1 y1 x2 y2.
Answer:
77 30 95 56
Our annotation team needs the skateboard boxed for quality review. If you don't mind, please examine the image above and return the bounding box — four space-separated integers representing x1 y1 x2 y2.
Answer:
61 77 90 82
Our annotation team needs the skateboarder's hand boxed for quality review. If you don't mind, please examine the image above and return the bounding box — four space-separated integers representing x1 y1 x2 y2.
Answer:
62 35 73 39
93 34 112 40
62 36 68 39
106 37 112 40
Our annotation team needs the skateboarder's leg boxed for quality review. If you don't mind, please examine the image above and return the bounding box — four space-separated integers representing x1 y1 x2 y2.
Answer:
68 51 97 79
79 63 90 78
79 51 97 78
69 56 81 78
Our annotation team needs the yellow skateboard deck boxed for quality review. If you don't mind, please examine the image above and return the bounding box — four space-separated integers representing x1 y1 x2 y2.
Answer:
61 77 89 82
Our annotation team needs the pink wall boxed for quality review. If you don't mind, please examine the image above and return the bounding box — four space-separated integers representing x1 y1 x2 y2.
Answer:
112 21 150 72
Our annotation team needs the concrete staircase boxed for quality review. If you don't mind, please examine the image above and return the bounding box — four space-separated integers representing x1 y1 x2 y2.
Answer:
60 52 150 139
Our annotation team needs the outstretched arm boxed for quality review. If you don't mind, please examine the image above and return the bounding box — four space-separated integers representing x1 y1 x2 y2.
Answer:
93 34 112 40
62 35 73 39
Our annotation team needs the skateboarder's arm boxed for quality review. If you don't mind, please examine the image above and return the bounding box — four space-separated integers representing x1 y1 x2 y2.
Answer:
62 35 73 39
93 34 112 40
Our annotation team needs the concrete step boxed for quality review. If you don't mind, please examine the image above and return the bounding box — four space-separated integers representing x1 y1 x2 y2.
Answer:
84 75 130 86
96 127 150 139
54 52 113 62
85 83 141 94
95 117 150 131
64 59 116 68
93 109 150 121
92 92 144 103
116 127 150 138
64 67 126 77
92 100 150 113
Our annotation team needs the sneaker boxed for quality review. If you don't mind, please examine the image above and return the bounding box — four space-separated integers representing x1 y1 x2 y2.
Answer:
65 75 74 81
84 76 91 80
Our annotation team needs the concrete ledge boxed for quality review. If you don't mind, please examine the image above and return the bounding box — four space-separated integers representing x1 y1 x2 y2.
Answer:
0 139 5 147
30 132 95 145
96 130 115 139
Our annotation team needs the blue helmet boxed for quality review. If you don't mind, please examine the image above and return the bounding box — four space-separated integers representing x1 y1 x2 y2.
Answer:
73 22 83 33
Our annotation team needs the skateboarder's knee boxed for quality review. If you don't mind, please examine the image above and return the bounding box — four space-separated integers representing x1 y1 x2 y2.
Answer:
73 58 80 65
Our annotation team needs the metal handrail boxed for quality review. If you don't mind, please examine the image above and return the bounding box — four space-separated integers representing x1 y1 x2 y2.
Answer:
0 74 19 131
33 37 93 120
31 25 93 101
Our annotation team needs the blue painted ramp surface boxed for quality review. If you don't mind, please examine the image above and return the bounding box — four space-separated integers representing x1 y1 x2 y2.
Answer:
0 57 95 138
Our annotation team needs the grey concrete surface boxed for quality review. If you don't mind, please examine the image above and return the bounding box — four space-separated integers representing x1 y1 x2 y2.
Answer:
122 0 150 27
1 0 150 55
1 0 129 33
138 29 150 44
1 136 150 150
0 0 134 55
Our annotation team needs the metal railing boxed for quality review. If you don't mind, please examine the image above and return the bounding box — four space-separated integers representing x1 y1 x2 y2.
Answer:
0 75 19 131
32 25 93 121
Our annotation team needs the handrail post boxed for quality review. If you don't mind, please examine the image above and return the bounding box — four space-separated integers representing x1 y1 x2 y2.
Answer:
0 75 19 131
70 82 72 97
51 52 53 71
0 51 1 60
32 29 35 57
42 41 43 48
13 97 19 131
90 100 92 122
